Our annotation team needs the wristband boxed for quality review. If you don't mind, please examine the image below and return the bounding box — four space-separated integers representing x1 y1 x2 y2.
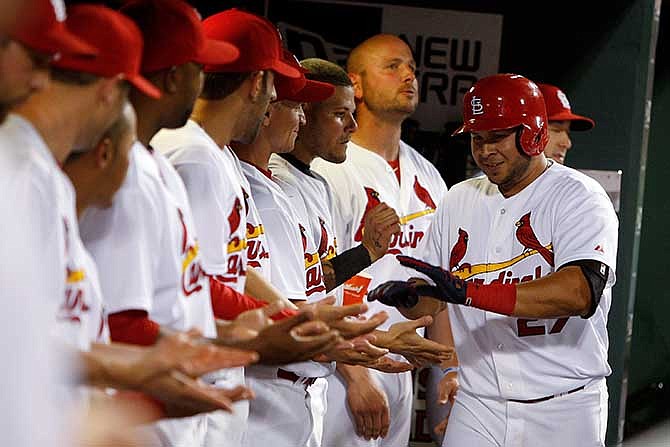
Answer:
467 283 517 316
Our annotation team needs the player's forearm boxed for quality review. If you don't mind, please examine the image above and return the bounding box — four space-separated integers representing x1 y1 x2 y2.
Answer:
336 362 373 385
244 267 298 309
323 244 372 291
513 267 591 318
80 344 141 389
427 310 459 368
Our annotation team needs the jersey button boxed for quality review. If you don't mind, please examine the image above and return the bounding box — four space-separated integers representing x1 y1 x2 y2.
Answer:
500 208 506 215
497 343 504 350
495 247 502 254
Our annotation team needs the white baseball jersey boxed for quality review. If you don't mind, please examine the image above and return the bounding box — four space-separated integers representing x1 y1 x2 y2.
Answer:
149 148 217 338
241 162 331 377
240 162 306 301
269 154 338 298
421 162 618 400
152 121 252 447
152 120 249 294
0 114 71 446
312 140 448 330
58 191 108 350
79 142 191 330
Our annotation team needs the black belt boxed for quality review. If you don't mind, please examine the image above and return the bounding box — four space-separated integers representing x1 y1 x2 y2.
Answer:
277 368 317 387
508 385 585 404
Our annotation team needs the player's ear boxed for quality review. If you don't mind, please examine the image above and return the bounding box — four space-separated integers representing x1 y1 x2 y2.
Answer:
98 74 125 105
95 136 114 169
248 70 265 102
164 65 180 94
349 73 363 100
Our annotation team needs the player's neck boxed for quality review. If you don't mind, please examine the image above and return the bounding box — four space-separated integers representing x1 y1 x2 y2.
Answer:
231 135 272 171
13 88 87 164
290 140 316 166
134 106 163 148
499 155 551 198
351 108 402 161
191 97 238 148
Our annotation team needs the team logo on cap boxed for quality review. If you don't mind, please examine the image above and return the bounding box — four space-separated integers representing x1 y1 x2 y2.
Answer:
471 96 484 115
557 90 571 109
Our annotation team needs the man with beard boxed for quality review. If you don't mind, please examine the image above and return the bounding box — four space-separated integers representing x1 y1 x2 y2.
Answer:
312 34 456 446
369 74 618 447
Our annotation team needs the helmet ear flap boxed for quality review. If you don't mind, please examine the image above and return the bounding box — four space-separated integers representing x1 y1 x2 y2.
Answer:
516 123 547 156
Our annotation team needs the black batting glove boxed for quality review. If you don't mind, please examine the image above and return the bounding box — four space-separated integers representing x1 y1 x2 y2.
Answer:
396 255 467 306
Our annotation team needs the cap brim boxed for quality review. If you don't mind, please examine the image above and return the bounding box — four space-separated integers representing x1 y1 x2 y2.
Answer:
127 73 162 99
284 80 334 103
194 38 240 66
548 111 595 131
17 22 98 58
270 58 302 79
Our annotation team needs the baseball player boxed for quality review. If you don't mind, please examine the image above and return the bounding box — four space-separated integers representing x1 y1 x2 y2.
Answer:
268 57 454 368
311 34 450 446
232 51 405 447
0 3 284 443
369 73 619 447
0 0 95 121
537 82 595 165
78 3 302 445
0 2 95 444
148 9 320 445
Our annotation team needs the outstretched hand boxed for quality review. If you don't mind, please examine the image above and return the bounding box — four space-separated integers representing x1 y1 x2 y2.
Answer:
374 316 455 367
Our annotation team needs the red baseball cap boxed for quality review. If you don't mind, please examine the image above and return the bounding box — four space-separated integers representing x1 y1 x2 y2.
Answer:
201 9 300 78
52 4 160 99
537 83 595 131
120 0 239 73
11 0 97 58
275 50 334 102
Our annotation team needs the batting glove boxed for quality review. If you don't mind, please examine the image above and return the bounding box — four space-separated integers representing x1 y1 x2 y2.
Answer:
396 255 517 315
396 255 467 305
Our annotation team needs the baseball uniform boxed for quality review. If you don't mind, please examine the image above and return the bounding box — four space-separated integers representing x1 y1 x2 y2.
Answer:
151 120 250 447
240 160 331 447
420 162 618 446
0 114 71 447
312 139 448 447
79 140 213 446
269 154 338 295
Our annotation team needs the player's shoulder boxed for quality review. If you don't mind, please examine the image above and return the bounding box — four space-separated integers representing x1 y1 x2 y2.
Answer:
151 120 216 164
447 174 494 199
541 162 611 201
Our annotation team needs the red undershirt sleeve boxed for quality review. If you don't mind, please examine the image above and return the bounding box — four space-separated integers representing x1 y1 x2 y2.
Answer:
108 310 161 346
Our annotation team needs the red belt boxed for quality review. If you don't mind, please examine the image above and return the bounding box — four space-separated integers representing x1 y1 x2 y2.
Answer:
508 385 585 404
277 368 317 387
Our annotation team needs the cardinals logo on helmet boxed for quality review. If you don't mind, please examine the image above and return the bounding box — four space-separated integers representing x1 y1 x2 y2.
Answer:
354 187 381 242
515 212 554 267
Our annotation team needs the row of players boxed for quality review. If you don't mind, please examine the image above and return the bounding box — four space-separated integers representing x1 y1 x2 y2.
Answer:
0 1 617 446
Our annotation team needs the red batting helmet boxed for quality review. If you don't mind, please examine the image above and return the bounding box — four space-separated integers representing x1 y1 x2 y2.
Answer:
452 73 548 156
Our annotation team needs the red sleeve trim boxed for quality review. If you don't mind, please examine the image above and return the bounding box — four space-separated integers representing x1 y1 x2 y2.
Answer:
108 310 160 346
209 275 298 321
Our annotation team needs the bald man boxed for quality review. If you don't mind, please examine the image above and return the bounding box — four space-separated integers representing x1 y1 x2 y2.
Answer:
313 34 457 446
